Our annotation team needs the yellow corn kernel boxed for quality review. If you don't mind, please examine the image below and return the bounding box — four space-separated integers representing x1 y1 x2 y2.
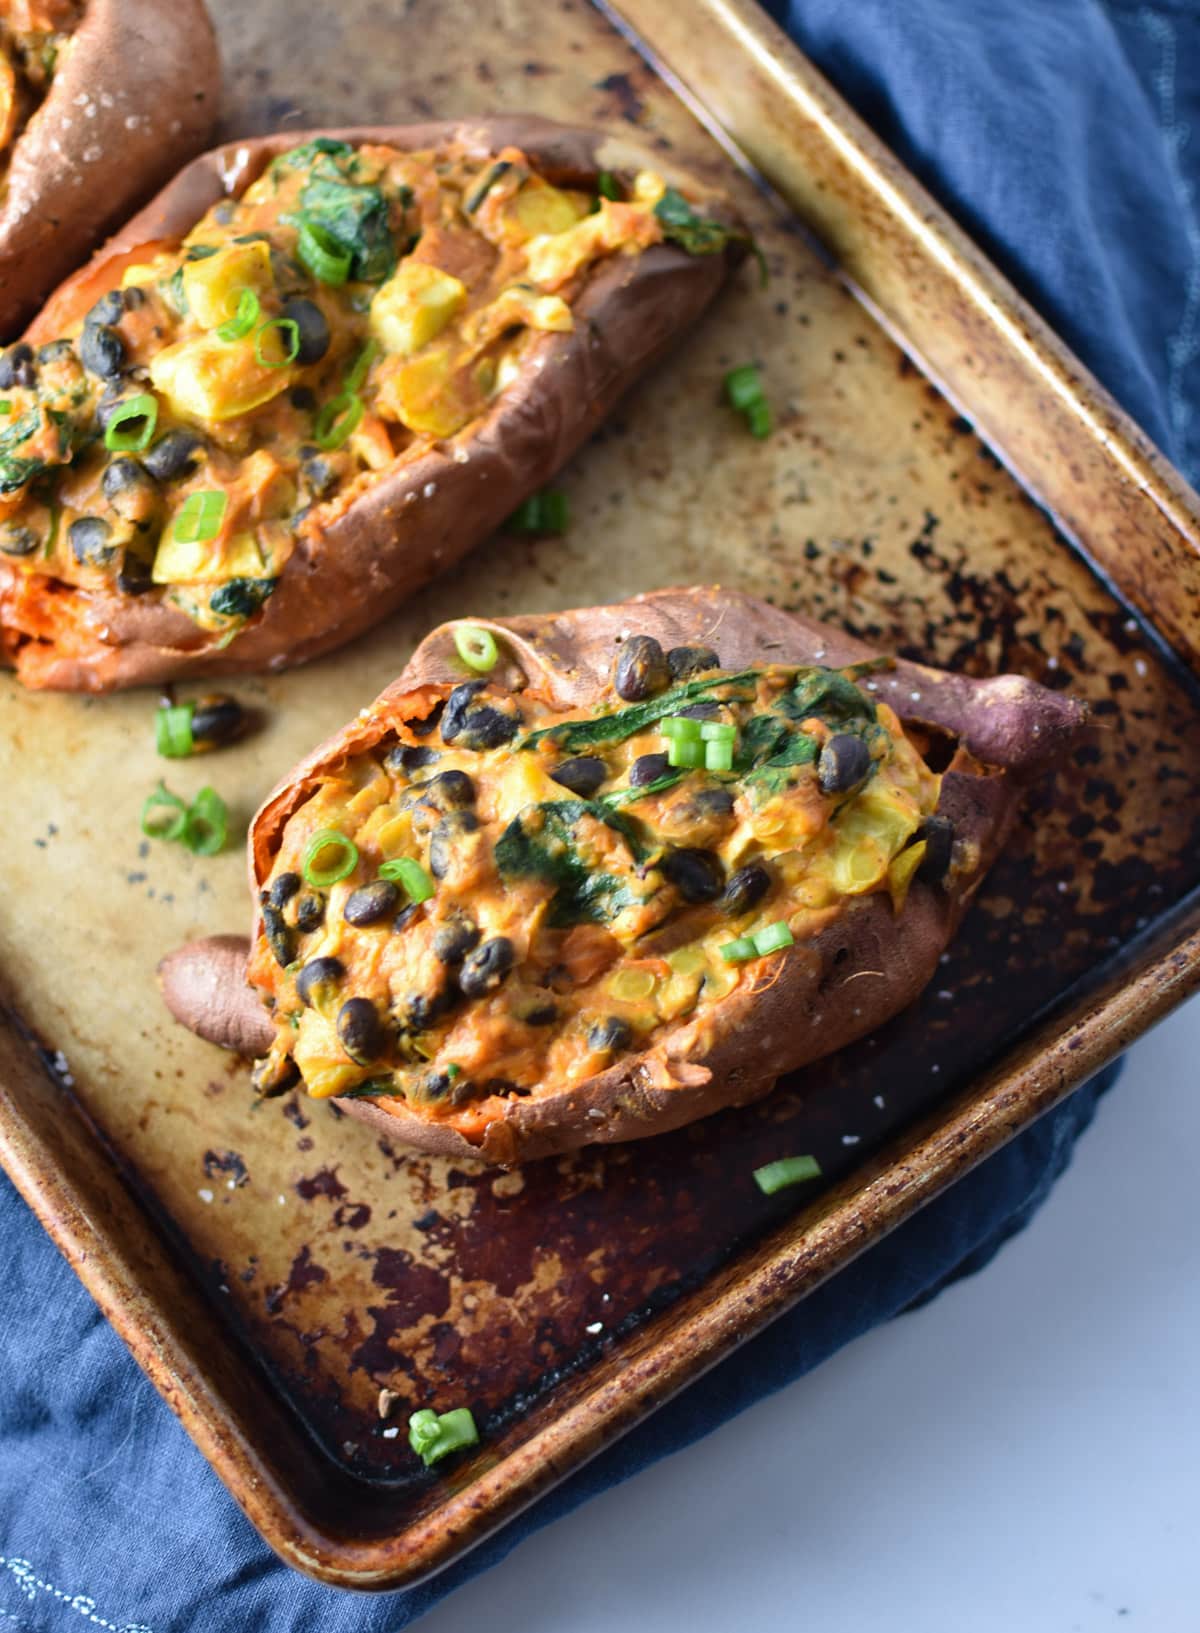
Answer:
887 839 928 914
369 262 467 358
149 331 292 423
632 170 667 205
182 240 274 330
512 181 590 238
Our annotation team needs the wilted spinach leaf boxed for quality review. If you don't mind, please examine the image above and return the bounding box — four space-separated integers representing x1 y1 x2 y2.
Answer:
495 799 647 927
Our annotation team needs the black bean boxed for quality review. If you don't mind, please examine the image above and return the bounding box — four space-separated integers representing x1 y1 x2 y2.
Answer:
458 936 515 999
677 702 721 721
409 699 445 737
68 516 115 567
587 1015 632 1054
666 644 720 680
251 1054 299 1096
818 733 872 795
397 989 451 1033
101 457 152 501
190 694 246 749
550 756 607 797
296 956 345 1007
440 680 483 739
429 809 479 878
614 634 669 701
0 526 39 558
79 323 124 379
440 681 519 749
421 769 475 810
343 879 400 926
521 997 559 1026
687 788 735 819
722 862 772 916
0 343 35 390
116 553 154 595
269 871 301 908
298 445 338 498
281 297 331 365
123 286 147 310
392 902 420 934
261 903 295 968
294 894 325 932
409 1068 456 1106
918 816 955 885
37 338 73 364
433 917 481 966
143 429 204 483
630 751 670 787
85 290 126 328
384 742 440 776
290 385 317 412
337 997 385 1063
661 846 725 903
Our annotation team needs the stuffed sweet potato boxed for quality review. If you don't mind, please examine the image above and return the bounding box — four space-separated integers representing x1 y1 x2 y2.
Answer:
160 586 1087 1166
0 119 743 691
0 0 219 338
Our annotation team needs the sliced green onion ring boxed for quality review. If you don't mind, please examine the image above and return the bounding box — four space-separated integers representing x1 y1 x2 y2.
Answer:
254 317 301 369
753 920 794 955
746 401 773 439
302 828 359 888
103 393 159 453
699 720 736 742
408 1406 480 1468
0 400 12 414
661 716 702 742
719 936 758 964
704 739 734 772
174 488 227 544
313 391 363 451
296 219 353 286
379 856 436 904
597 170 622 201
216 287 261 342
344 338 379 394
141 781 188 842
725 364 765 412
155 702 195 758
184 786 228 856
453 624 499 673
506 488 569 535
667 737 705 769
754 1154 822 1195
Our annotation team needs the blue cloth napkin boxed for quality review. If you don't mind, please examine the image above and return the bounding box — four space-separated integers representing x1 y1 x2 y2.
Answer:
4 0 1196 1623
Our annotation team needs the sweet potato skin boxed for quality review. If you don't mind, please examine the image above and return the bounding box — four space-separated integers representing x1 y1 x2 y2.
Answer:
160 587 1087 1166
4 120 740 691
0 0 219 339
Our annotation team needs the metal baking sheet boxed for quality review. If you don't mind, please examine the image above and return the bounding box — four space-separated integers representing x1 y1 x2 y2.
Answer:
2 0 1200 1589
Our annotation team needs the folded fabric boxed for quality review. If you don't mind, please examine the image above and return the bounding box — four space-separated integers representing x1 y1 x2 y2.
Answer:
4 0 1195 1623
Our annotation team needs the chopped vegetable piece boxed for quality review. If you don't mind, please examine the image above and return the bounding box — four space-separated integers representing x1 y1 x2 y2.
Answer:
719 936 757 963
216 288 261 342
754 1154 822 1195
141 781 189 842
0 402 11 415
343 339 379 394
296 219 353 285
699 720 736 742
597 171 622 201
704 739 734 772
313 391 363 451
519 670 761 753
507 488 569 534
724 364 773 439
746 401 773 439
174 489 227 544
661 716 702 741
667 737 705 769
156 703 195 758
753 920 794 954
254 318 301 368
103 394 158 452
184 787 228 855
408 1406 480 1468
454 624 499 673
302 828 359 888
379 856 436 904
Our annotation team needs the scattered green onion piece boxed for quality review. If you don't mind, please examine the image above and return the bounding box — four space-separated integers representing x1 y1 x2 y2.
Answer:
216 287 261 342
597 170 622 201
103 393 158 452
660 716 702 741
667 737 705 769
296 218 353 286
753 920 794 955
507 488 569 534
754 1154 822 1195
725 364 765 412
445 1063 462 1081
254 317 301 368
699 720 736 742
155 703 195 758
746 401 773 439
313 391 363 451
302 828 359 888
141 781 188 842
184 786 228 856
344 338 379 394
379 856 436 904
454 623 499 673
719 936 758 964
0 400 11 414
408 1406 480 1468
704 739 734 772
174 488 227 544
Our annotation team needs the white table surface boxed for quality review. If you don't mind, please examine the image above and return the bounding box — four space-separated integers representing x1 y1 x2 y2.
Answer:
424 992 1200 1633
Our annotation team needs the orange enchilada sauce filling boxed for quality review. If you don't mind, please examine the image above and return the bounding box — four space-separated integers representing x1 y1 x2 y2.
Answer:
0 136 707 666
247 645 945 1140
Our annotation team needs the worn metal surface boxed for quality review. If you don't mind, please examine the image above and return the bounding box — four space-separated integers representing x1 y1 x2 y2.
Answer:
2 0 1200 1589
